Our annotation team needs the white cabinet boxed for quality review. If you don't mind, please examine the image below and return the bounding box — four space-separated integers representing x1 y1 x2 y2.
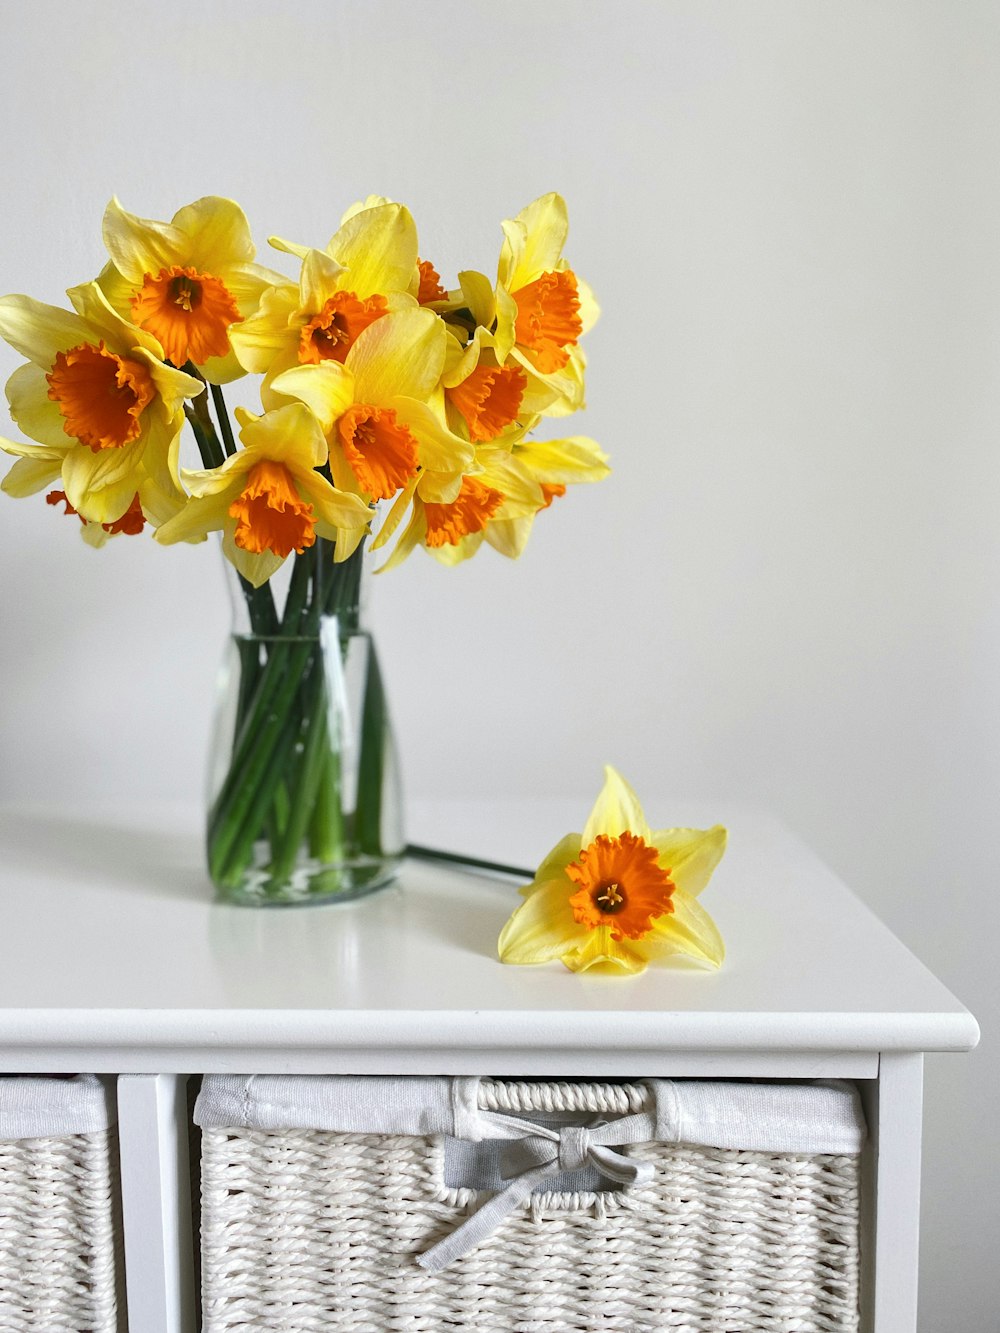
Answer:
0 801 978 1332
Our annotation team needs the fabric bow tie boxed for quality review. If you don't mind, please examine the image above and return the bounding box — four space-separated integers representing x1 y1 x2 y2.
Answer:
417 1108 657 1272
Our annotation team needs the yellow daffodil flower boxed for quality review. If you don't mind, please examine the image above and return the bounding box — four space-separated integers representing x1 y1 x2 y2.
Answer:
330 195 447 310
498 767 727 975
232 200 420 383
0 281 202 525
479 429 610 560
375 424 609 569
154 402 371 587
441 340 529 444
374 441 543 570
269 307 474 505
97 196 285 383
453 194 600 418
23 464 185 547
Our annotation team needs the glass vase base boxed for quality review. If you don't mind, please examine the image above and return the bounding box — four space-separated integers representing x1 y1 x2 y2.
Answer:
214 850 403 908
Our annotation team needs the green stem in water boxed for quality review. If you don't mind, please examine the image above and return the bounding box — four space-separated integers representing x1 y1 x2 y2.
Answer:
354 638 388 856
208 551 314 845
268 660 331 883
208 541 388 896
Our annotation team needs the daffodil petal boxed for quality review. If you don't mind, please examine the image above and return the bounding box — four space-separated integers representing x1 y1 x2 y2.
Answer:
93 260 136 324
270 363 355 435
1 454 61 497
181 453 253 498
222 261 290 312
199 346 249 387
65 282 171 368
560 925 645 974
581 766 652 845
0 295 89 368
492 284 518 363
339 195 395 226
428 530 484 566
102 197 186 286
457 270 496 331
269 234 311 261
0 434 63 461
327 203 418 299
483 515 533 559
231 284 299 374
172 196 255 271
289 465 371 533
137 470 186 527
388 396 475 474
5 363 74 450
155 491 235 545
374 503 426 573
138 409 183 499
513 435 610 484
62 442 144 524
497 876 584 965
650 825 728 898
632 886 725 968
222 524 285 586
299 248 346 314
347 308 445 404
370 476 418 552
575 274 600 334
66 280 141 346
331 522 366 563
132 352 203 415
239 401 329 469
506 193 570 291
414 468 464 504
508 347 583 416
528 833 582 894
478 454 543 516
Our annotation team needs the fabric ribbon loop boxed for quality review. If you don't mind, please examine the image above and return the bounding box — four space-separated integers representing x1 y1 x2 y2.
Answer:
417 1107 657 1272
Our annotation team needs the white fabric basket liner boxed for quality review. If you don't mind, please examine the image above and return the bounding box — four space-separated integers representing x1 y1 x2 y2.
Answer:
0 1074 115 1141
195 1073 865 1156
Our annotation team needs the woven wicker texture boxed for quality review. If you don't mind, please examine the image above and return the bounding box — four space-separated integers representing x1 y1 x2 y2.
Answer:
0 1128 123 1332
200 1079 860 1332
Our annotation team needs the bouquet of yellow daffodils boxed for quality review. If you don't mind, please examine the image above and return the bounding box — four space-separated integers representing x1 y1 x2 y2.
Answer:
0 192 607 902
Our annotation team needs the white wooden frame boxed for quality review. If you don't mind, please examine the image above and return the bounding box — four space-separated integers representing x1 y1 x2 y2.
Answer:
88 1049 923 1333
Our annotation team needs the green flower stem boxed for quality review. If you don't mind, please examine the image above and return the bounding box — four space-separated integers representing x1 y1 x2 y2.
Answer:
207 560 313 850
355 640 387 855
208 542 356 886
207 536 380 896
210 383 238 457
308 746 342 863
183 399 224 470
405 844 535 880
268 661 331 882
208 635 317 885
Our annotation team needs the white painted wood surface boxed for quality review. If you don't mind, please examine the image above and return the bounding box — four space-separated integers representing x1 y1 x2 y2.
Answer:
0 800 978 1070
116 1074 195 1333
0 800 978 1333
866 1054 926 1333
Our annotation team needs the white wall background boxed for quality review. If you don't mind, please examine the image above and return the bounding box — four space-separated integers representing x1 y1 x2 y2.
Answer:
0 2 995 1326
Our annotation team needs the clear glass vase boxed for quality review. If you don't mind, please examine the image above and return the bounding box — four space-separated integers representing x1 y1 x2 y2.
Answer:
206 541 404 905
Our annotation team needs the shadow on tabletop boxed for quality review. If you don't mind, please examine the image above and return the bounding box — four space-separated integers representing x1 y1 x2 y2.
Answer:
0 809 208 905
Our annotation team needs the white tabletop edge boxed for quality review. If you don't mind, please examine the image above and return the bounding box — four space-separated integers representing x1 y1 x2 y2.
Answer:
0 1006 980 1055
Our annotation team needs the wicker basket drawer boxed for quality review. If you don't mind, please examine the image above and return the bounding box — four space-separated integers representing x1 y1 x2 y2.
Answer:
0 1075 123 1333
195 1074 866 1333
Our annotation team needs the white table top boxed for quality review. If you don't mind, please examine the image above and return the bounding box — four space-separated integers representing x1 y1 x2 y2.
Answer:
0 800 978 1072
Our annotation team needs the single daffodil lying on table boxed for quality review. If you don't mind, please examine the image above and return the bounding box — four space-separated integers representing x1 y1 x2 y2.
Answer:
498 767 727 975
